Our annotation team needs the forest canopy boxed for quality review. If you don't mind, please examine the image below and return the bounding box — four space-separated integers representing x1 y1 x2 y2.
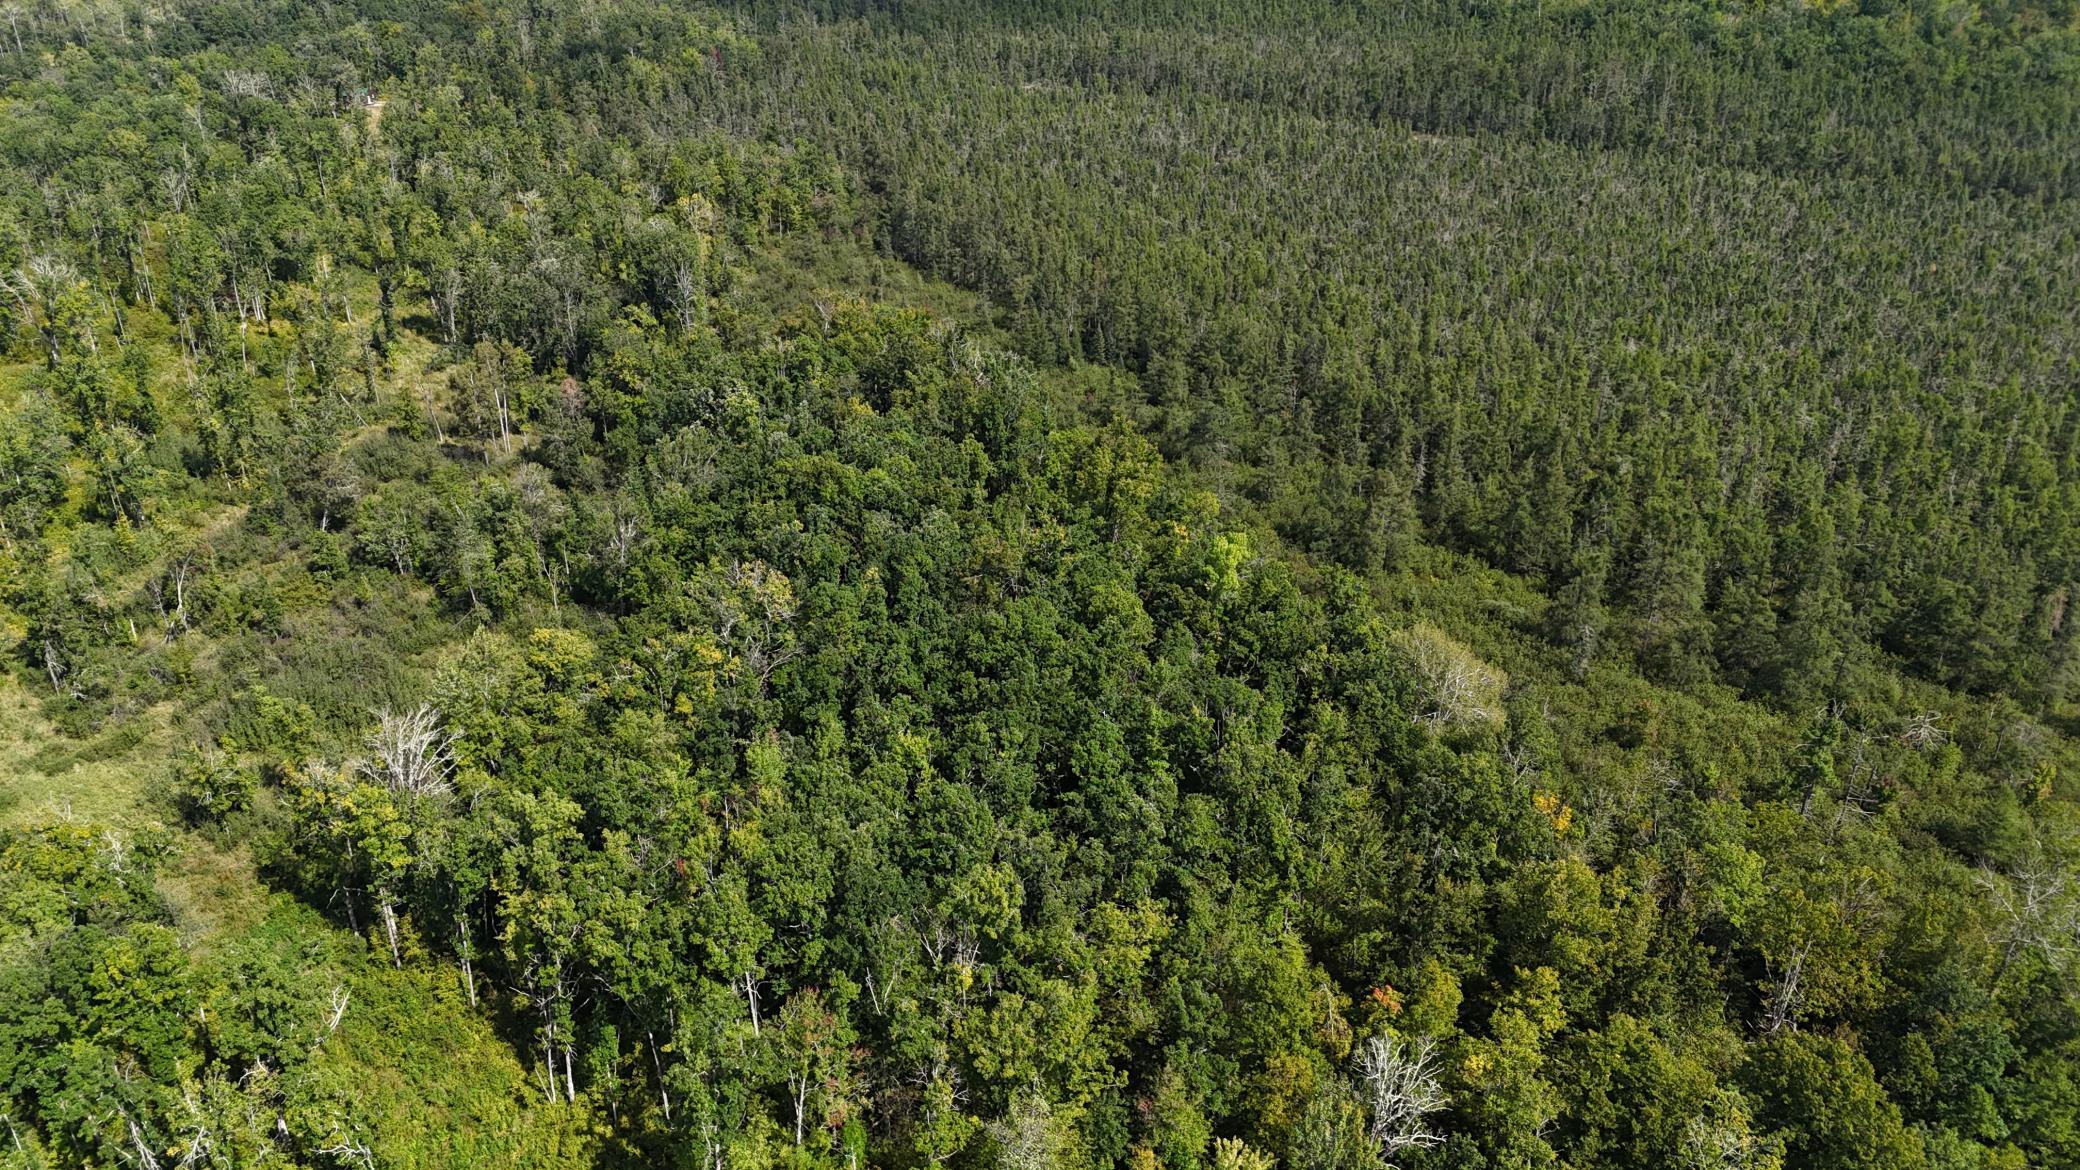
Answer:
0 2 2078 1170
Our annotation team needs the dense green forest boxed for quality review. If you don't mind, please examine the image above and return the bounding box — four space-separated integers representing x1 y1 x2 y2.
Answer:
706 0 2080 702
1 2 2079 1170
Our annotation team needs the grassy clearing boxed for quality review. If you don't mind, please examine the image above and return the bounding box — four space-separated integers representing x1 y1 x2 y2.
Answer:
0 675 599 1161
329 962 606 1169
749 231 995 329
0 675 168 827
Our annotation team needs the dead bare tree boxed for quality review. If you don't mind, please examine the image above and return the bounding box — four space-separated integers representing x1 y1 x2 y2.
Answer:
1762 942 1809 1035
313 1133 376 1170
124 1112 163 1170
701 560 803 699
1355 1033 1448 1164
1898 710 1946 750
314 984 350 1049
1681 1111 1776 1170
148 548 200 637
358 704 457 799
350 706 458 966
1393 624 1507 730
2 255 82 367
1979 849 2080 983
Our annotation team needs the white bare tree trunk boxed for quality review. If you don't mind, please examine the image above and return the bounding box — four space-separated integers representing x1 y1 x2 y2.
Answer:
361 705 457 798
379 898 402 967
1356 1033 1448 1161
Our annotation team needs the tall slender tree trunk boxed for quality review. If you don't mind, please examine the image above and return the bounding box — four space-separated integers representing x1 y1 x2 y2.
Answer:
457 918 477 1007
543 1023 560 1103
380 899 402 967
650 1033 671 1121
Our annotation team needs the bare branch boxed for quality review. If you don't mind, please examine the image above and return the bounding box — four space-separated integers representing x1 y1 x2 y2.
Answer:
1355 1033 1448 1162
358 704 457 799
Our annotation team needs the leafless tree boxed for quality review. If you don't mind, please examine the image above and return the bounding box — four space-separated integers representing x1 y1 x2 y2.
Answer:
2 255 82 367
1681 1112 1777 1170
428 261 462 342
359 704 457 799
1394 624 1506 730
607 513 643 570
126 1112 163 1170
672 259 705 331
700 560 803 698
1355 1033 1448 1162
1501 738 1544 785
1979 847 2080 982
990 1094 1071 1170
314 984 350 1048
1898 710 1946 750
313 1134 376 1170
220 68 272 100
1762 942 1808 1035
158 167 191 214
148 548 200 637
